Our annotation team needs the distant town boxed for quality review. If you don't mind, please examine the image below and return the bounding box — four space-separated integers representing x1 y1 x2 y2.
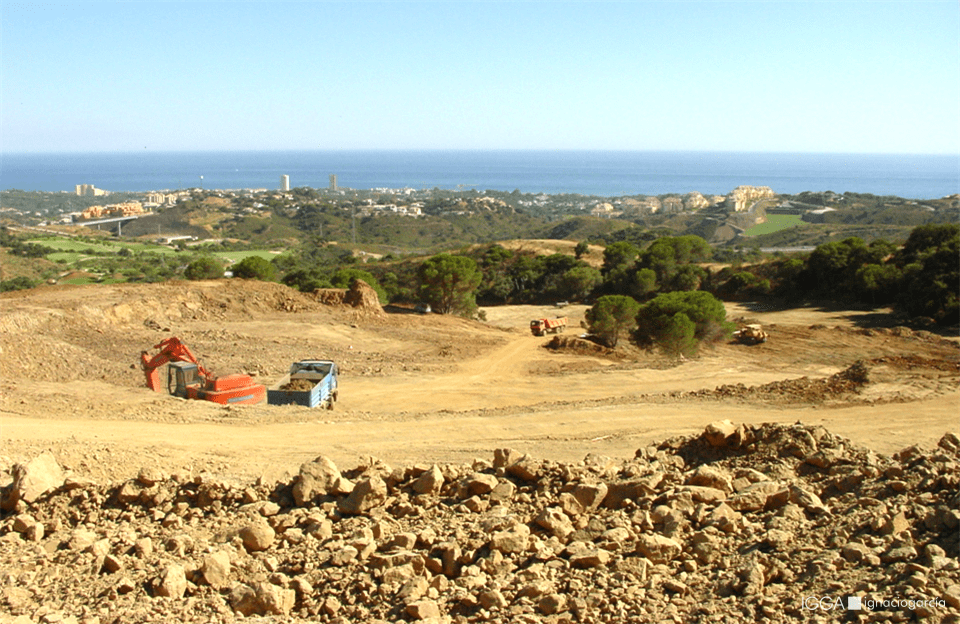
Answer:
1 173 955 258
20 175 785 229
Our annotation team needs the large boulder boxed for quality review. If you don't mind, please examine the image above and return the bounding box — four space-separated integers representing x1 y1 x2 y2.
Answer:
201 551 232 589
339 475 388 515
636 534 683 564
412 465 444 496
239 520 275 552
703 420 738 447
155 564 187 598
406 600 442 620
535 507 575 541
4 452 65 510
573 482 608 511
292 456 345 506
255 582 295 616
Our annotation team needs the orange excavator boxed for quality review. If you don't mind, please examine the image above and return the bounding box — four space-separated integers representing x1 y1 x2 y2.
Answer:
140 337 266 405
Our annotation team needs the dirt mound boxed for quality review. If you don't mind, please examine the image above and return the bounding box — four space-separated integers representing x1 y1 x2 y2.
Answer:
121 204 211 240
703 360 870 403
544 334 614 356
685 357 958 405
314 288 347 305
343 279 384 315
2 423 957 623
94 280 326 326
0 280 331 386
315 279 384 316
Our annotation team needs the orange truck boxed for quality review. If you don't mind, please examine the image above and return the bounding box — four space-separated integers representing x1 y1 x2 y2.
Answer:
530 317 568 336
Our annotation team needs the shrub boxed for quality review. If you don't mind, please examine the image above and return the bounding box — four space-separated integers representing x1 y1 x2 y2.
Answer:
635 291 734 355
184 256 225 280
602 242 640 274
637 235 712 289
574 241 589 259
717 270 772 299
232 255 277 281
895 225 959 324
585 295 641 347
281 268 332 293
0 276 37 292
548 265 602 301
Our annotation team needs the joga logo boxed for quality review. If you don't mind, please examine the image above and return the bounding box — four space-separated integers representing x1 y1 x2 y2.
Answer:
803 596 947 612
802 596 860 611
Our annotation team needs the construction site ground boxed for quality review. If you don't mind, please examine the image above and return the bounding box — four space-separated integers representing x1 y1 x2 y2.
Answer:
1 279 957 485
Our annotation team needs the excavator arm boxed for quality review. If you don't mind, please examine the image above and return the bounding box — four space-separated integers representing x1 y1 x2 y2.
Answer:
140 337 211 391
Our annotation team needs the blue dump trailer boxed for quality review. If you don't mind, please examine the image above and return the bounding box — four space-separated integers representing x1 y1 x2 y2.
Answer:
267 360 339 409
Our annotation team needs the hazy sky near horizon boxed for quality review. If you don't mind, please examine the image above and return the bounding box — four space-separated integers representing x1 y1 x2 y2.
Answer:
3 1 959 154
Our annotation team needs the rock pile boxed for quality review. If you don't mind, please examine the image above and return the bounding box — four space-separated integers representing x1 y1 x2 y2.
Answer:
314 279 384 316
695 360 871 403
2 422 958 623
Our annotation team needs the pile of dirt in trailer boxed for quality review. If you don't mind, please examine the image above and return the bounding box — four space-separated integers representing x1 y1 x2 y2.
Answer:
280 379 318 392
2 422 958 624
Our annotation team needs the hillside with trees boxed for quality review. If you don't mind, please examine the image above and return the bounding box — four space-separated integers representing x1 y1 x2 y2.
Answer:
3 185 957 336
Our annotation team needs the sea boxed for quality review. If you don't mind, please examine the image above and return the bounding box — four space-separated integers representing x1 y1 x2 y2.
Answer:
2 150 958 199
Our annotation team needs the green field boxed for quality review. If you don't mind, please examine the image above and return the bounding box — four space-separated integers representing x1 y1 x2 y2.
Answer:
58 275 100 285
30 238 122 254
47 252 90 264
212 250 280 263
743 214 804 237
25 236 284 270
29 238 177 255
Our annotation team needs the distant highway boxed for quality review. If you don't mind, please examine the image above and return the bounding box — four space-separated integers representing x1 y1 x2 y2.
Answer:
759 246 816 253
74 214 142 227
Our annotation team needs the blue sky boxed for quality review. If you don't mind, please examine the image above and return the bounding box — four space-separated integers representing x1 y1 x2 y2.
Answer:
3 1 958 154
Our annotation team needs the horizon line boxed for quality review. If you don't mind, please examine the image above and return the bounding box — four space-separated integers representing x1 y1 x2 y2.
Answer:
5 148 958 158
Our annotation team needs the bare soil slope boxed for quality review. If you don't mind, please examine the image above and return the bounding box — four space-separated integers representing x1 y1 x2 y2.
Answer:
2 279 959 624
1 280 956 484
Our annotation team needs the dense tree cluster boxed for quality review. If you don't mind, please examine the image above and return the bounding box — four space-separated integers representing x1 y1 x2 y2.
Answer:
743 224 959 324
633 291 734 356
268 225 957 335
472 246 602 306
2 217 955 337
599 236 712 299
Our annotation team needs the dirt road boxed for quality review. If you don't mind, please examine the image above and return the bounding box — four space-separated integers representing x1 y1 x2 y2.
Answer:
3 392 957 484
1 281 957 483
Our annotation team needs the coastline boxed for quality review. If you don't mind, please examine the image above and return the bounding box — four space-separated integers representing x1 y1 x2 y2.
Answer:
2 150 958 199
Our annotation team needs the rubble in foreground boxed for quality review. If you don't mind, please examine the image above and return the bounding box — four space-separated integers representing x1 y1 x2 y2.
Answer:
1 422 958 624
